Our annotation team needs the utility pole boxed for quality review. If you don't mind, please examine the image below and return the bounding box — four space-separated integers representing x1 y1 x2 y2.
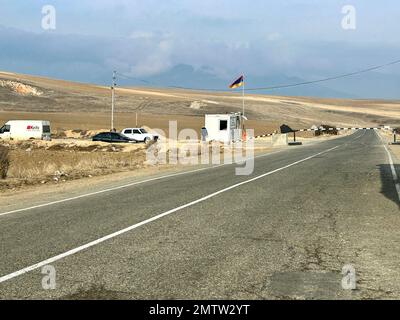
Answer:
111 71 116 131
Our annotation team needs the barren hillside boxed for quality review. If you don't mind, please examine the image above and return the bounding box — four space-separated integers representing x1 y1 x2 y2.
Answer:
0 71 399 135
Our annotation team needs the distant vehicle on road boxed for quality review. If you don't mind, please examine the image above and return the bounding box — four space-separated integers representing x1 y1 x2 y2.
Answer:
92 132 137 143
121 128 159 144
0 120 51 141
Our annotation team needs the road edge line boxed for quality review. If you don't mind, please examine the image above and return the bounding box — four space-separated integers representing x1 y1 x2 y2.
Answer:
376 131 400 203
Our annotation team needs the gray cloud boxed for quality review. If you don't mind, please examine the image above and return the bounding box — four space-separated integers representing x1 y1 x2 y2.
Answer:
1 22 400 98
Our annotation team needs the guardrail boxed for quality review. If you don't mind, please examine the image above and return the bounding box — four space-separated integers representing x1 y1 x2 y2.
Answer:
244 126 393 141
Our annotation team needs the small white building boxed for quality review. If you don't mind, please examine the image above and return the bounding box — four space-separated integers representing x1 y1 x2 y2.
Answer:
204 113 242 143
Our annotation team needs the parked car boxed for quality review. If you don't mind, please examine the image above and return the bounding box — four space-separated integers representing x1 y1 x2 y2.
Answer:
92 132 137 143
121 128 158 144
0 120 51 141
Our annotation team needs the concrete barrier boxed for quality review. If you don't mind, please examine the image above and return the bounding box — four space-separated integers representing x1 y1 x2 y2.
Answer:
272 133 288 146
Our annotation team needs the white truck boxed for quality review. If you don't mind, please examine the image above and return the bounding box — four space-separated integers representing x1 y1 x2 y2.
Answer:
0 120 51 141
121 128 158 144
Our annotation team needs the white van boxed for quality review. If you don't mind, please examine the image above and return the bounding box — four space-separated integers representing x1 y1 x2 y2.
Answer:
0 120 51 141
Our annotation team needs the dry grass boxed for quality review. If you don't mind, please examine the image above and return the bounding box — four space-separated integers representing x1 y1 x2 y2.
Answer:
0 140 148 191
0 144 9 179
9 150 141 179
11 147 146 178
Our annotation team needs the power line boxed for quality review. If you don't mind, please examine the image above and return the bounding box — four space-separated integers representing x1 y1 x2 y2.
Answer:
116 72 153 85
247 58 400 91
115 72 232 92
115 58 400 93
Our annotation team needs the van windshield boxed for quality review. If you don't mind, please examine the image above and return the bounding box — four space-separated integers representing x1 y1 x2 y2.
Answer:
0 125 10 134
43 125 51 133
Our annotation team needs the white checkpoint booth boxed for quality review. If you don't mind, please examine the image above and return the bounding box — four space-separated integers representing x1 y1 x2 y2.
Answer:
204 113 242 143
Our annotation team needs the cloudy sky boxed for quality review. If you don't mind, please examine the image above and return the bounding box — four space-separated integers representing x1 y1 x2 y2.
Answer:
1 0 400 97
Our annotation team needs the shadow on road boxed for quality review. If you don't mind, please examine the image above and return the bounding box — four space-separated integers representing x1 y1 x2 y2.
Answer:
378 164 400 208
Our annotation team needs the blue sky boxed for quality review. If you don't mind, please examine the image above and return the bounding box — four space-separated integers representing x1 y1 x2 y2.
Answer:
0 1 400 97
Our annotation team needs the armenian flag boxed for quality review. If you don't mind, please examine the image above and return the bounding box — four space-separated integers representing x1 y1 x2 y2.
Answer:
229 75 244 89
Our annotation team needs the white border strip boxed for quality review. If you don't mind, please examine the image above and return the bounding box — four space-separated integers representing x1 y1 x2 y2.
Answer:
0 145 339 284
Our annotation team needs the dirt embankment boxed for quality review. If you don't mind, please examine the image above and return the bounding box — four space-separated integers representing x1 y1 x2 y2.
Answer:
0 139 149 191
0 80 43 96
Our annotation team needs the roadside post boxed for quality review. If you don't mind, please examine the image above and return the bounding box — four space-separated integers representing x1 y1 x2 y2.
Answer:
289 130 302 146
280 124 302 146
395 130 397 144
391 128 400 145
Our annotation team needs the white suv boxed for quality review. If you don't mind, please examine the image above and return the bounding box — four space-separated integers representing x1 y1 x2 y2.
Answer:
121 128 158 144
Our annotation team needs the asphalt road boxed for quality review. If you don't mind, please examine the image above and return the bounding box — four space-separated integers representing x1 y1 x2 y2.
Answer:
0 130 399 300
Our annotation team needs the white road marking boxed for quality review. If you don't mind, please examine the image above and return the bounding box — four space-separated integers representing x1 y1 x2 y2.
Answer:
376 131 400 202
352 130 366 141
0 145 340 284
0 149 286 218
0 165 220 218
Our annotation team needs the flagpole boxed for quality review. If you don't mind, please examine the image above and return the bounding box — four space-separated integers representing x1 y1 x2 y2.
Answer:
242 74 245 117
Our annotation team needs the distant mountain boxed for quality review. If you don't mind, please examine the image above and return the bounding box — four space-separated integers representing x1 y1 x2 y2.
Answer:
319 71 400 100
120 64 228 91
119 64 355 98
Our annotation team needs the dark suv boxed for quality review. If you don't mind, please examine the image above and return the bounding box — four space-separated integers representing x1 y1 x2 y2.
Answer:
92 132 137 143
